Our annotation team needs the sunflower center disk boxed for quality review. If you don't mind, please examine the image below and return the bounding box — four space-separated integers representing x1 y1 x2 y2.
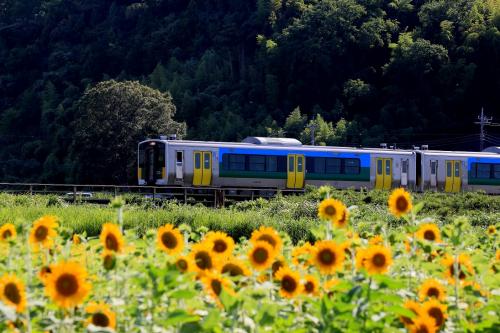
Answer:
3 230 12 238
4 283 21 304
319 249 335 265
161 232 177 249
213 240 227 253
195 252 212 270
92 312 110 327
449 264 466 280
177 259 188 271
105 234 119 251
324 205 336 217
211 280 222 296
428 308 444 326
395 197 408 212
372 253 386 267
305 281 314 293
253 248 269 263
423 230 436 241
35 226 48 241
257 235 276 248
282 276 297 293
56 274 79 296
427 287 439 298
222 264 242 276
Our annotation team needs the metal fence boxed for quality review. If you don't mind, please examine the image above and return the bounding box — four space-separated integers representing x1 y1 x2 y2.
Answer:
0 182 305 207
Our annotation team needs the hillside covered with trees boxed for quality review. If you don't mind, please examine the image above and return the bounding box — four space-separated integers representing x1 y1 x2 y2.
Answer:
1 0 499 184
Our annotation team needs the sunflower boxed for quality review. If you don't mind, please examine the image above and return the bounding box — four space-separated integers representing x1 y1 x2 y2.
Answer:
363 245 393 275
388 188 413 217
442 253 474 284
248 241 275 271
318 198 345 225
333 208 349 228
487 225 496 236
190 242 217 273
38 265 53 284
72 234 81 245
416 223 442 243
175 255 194 274
302 274 320 296
422 299 448 328
496 250 500 262
400 300 423 327
157 224 184 255
409 314 438 333
85 302 116 329
250 226 283 255
102 251 117 271
322 278 339 295
418 279 446 302
205 231 234 258
220 257 251 277
100 223 124 253
0 274 26 313
45 260 91 308
29 215 58 251
275 267 302 298
200 271 234 306
368 235 384 246
291 242 314 267
0 223 16 241
312 240 345 275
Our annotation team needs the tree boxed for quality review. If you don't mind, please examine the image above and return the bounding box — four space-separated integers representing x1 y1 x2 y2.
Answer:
283 107 307 139
71 80 186 184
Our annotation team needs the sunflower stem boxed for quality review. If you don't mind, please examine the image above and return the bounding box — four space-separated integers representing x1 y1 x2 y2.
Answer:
363 277 372 332
326 221 332 240
453 252 461 325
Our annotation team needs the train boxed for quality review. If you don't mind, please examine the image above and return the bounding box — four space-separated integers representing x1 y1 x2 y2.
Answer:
137 136 500 194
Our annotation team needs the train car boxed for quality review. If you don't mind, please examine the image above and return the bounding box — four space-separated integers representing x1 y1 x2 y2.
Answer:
138 137 417 191
417 150 500 194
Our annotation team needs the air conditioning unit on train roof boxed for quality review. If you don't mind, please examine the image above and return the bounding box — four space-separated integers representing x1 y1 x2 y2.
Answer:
242 137 302 146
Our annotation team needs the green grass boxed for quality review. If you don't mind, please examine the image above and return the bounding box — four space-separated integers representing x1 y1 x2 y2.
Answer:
0 189 498 243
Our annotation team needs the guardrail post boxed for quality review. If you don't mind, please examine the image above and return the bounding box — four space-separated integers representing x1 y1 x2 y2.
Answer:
73 186 77 203
114 187 118 198
184 188 187 204
153 187 156 200
29 185 33 195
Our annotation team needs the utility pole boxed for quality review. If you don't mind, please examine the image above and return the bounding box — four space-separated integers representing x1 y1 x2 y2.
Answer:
474 108 492 151
308 114 317 145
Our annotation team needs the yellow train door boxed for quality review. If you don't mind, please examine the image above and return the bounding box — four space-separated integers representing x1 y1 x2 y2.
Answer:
287 154 296 188
383 158 392 190
201 151 212 186
375 158 392 190
453 160 461 192
193 151 202 186
295 154 305 188
287 154 305 188
375 158 384 189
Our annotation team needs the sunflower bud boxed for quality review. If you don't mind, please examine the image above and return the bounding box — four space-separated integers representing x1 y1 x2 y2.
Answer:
103 252 117 271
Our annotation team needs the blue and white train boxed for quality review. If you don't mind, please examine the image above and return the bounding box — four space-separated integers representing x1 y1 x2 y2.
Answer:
138 137 500 194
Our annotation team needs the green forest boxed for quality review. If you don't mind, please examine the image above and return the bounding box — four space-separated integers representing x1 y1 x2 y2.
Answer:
1 0 499 184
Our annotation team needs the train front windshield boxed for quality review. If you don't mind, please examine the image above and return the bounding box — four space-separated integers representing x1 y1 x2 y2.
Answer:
138 141 166 185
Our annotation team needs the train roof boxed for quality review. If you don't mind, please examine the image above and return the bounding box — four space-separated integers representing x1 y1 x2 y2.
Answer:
139 138 499 158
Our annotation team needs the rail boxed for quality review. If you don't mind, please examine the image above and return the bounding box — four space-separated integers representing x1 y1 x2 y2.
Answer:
0 182 305 207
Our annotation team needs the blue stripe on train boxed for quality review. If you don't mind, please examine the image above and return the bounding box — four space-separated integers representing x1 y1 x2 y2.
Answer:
219 147 371 167
467 157 500 171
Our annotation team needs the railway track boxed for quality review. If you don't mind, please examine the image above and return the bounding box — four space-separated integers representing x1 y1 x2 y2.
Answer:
0 182 305 207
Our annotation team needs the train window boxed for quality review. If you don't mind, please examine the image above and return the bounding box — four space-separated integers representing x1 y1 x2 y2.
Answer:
176 151 183 164
289 156 294 172
204 153 210 169
494 165 500 179
476 163 491 179
385 159 391 175
297 156 303 172
345 158 360 174
446 162 451 177
266 156 277 172
249 155 266 171
430 161 437 175
314 157 325 173
195 153 201 169
229 154 245 171
326 158 341 174
377 159 382 175
454 161 460 177
402 160 408 173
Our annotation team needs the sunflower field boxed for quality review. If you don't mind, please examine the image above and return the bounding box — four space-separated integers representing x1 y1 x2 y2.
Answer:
0 188 499 332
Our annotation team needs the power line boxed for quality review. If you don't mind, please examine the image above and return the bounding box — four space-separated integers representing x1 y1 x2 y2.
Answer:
474 108 493 151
